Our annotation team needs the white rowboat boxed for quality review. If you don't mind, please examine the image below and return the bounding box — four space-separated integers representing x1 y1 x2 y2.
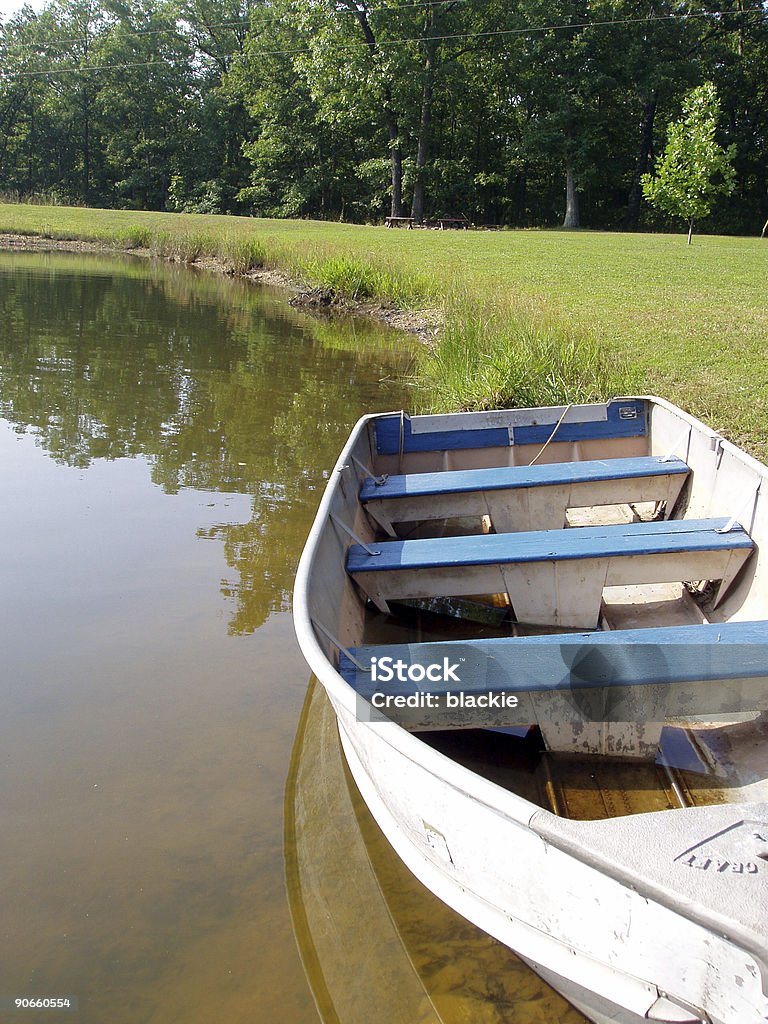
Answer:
293 397 768 1024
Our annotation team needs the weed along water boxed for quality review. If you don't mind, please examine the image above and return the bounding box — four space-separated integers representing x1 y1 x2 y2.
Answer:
0 251 587 1024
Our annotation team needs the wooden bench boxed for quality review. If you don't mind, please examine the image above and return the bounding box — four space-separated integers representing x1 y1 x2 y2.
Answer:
346 517 753 628
338 621 768 755
361 455 690 536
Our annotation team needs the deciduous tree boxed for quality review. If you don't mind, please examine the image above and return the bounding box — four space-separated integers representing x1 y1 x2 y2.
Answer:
641 80 736 243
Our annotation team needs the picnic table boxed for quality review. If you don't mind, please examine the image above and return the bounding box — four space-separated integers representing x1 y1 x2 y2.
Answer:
434 216 470 230
384 216 415 229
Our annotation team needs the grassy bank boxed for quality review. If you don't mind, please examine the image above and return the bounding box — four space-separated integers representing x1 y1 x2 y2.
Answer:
1 203 766 456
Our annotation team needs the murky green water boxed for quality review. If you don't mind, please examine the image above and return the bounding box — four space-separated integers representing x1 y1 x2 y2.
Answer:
0 252 586 1024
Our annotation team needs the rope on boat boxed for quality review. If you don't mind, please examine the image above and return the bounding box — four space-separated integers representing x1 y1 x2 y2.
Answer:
660 424 693 462
398 410 405 475
527 403 573 466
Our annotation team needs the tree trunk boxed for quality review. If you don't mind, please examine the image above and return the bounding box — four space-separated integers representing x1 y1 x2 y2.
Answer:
761 218 767 239
562 161 580 228
410 57 435 223
388 119 403 219
80 16 92 203
411 9 438 224
0 88 28 179
347 1 404 219
82 89 90 200
688 218 694 245
625 94 657 231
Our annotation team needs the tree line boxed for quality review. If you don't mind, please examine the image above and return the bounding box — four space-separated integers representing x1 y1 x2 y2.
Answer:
1 0 766 233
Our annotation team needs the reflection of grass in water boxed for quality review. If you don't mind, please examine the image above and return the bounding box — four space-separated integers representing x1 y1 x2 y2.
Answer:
303 312 420 359
0 249 418 364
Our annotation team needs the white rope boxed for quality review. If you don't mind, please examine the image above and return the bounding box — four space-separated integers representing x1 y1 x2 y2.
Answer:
527 404 573 466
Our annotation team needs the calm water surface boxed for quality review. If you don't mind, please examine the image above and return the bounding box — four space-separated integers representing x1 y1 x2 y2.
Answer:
0 252 417 1024
0 252 585 1024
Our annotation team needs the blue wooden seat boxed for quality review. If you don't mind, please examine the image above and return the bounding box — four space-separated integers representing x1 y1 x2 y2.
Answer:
346 517 753 628
360 455 690 535
340 620 768 696
339 621 768 753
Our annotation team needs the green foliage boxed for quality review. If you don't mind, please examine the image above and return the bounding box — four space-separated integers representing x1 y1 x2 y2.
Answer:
166 175 187 213
0 1 766 230
169 176 235 215
641 82 736 242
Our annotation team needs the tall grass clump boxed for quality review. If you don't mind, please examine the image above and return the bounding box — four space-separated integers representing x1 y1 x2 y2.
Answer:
112 225 152 250
306 255 379 299
220 236 267 273
417 293 639 412
303 253 434 307
377 267 435 308
149 230 216 263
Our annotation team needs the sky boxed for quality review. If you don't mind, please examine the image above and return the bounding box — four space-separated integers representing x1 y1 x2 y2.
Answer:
0 0 46 20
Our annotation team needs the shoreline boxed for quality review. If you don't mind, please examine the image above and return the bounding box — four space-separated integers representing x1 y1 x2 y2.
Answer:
0 232 441 346
2 210 765 458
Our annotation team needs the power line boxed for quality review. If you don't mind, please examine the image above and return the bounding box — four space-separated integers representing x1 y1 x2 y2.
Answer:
5 0 764 50
5 19 248 51
0 0 474 51
3 6 764 79
4 1 764 51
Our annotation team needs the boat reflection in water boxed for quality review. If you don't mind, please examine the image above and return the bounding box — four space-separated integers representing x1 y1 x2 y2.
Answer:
285 678 588 1024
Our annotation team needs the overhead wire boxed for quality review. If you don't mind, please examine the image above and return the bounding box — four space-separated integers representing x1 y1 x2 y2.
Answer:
0 0 476 50
2 5 765 79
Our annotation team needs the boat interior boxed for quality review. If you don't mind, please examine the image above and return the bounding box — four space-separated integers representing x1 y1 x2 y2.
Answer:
310 398 768 823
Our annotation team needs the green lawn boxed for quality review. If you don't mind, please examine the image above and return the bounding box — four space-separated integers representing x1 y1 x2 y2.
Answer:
1 203 766 456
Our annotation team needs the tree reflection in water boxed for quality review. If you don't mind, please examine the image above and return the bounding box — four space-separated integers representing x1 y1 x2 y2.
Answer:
0 251 417 633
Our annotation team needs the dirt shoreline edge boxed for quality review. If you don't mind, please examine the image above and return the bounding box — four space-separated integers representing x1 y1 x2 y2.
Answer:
0 232 441 347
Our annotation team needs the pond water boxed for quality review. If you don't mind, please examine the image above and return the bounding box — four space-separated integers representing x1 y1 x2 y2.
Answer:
0 252 585 1024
